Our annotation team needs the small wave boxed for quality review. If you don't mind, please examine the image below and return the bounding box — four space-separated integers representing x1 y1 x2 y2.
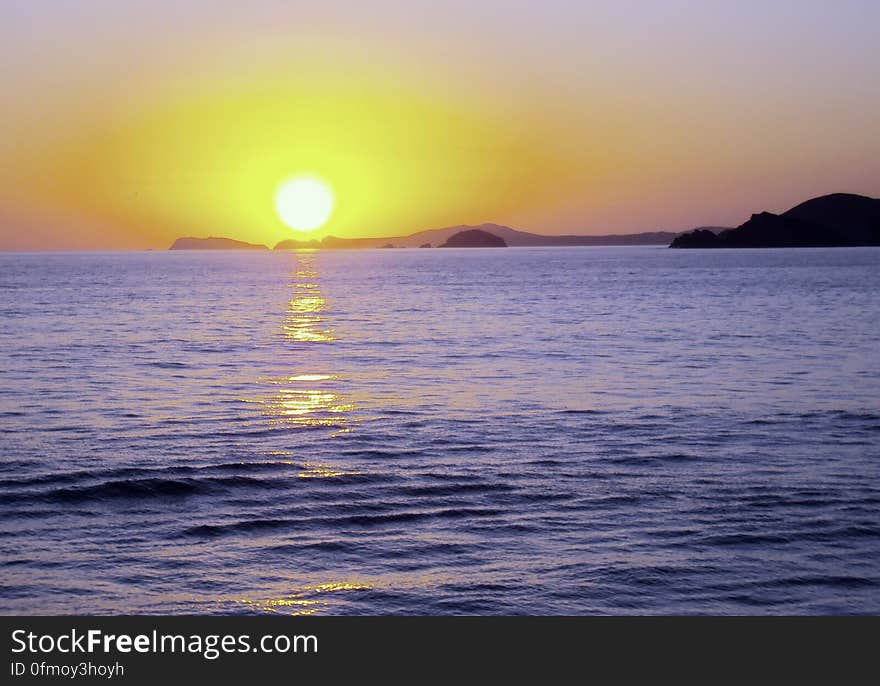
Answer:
5 474 287 505
0 459 353 493
399 482 514 497
180 506 504 538
764 575 878 589
700 532 792 546
609 453 701 466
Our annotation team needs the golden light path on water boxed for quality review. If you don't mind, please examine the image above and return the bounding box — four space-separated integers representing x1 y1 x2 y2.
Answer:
251 250 356 434
281 254 335 344
237 250 367 614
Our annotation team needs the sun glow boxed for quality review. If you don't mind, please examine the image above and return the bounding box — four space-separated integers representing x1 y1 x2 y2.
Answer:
275 176 334 232
3 70 571 249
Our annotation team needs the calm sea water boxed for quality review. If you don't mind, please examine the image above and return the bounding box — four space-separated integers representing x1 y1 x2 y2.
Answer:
1 246 879 615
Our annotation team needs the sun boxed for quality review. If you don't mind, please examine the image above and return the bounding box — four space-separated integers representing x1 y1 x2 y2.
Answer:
275 175 334 232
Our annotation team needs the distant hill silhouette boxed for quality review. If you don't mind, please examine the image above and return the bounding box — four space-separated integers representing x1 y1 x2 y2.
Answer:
271 238 321 249
683 226 733 235
274 223 681 250
170 236 268 250
670 193 880 248
439 229 507 248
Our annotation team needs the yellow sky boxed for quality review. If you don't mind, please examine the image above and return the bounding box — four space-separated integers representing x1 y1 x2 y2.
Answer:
1 2 878 249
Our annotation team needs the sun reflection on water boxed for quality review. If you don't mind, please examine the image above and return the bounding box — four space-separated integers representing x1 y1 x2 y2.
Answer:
253 251 357 435
235 582 374 616
282 251 335 343
262 378 354 429
297 462 361 479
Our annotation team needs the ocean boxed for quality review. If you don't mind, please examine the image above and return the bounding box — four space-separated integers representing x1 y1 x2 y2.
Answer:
1 246 878 615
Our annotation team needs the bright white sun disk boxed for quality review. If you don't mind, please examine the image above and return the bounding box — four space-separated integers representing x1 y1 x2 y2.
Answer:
275 176 334 232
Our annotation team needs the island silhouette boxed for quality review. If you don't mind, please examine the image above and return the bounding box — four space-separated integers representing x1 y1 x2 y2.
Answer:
169 236 268 250
172 223 684 250
439 229 507 248
271 223 683 250
168 192 879 251
671 193 880 248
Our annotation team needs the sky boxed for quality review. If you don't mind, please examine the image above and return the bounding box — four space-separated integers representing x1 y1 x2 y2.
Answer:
1 0 878 250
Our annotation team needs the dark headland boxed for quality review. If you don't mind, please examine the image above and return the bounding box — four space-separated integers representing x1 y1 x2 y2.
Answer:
439 229 507 248
670 193 880 248
169 236 268 250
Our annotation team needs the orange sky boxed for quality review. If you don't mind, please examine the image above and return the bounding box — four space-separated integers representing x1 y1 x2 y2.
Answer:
1 1 878 250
